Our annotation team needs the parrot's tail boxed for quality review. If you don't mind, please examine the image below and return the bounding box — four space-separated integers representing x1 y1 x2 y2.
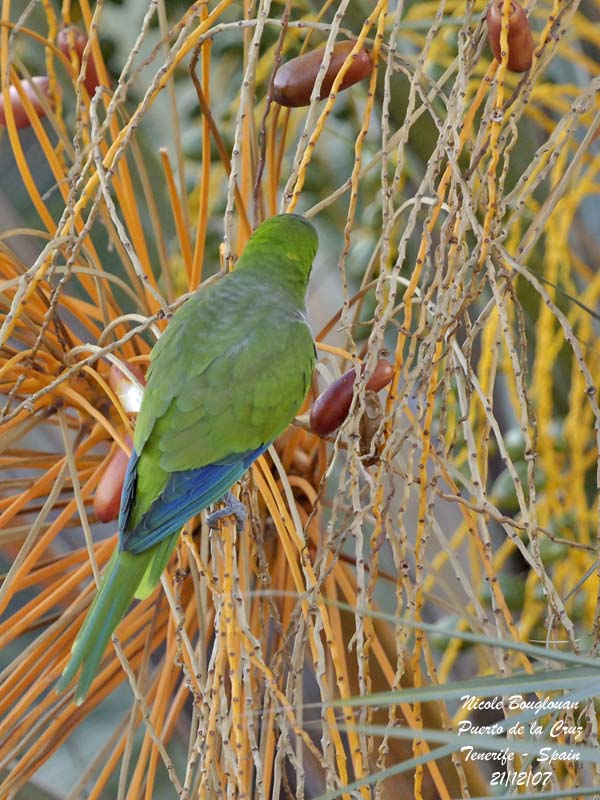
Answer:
56 548 148 704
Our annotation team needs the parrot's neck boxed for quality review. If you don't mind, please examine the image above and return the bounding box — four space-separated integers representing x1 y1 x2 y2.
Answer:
238 254 310 308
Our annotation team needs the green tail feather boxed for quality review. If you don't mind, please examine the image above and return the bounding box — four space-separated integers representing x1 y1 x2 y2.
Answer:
134 531 179 600
57 548 150 704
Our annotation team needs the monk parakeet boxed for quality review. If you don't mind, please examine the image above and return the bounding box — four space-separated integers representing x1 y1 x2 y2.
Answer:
57 213 318 703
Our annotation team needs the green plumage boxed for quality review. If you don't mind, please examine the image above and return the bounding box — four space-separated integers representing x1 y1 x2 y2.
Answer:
57 214 318 703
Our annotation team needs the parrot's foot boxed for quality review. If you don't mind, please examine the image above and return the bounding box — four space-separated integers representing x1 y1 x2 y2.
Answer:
206 491 247 532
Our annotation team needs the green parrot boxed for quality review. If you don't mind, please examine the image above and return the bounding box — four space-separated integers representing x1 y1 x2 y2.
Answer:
57 213 318 703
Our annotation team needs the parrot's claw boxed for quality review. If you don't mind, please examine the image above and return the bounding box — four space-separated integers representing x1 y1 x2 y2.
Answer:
206 491 247 532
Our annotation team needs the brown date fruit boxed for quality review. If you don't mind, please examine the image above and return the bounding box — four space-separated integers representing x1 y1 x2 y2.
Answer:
94 437 132 523
310 358 393 437
486 0 534 73
0 76 53 129
272 40 372 108
57 25 102 97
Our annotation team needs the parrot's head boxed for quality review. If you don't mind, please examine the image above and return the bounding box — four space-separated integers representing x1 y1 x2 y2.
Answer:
237 213 319 299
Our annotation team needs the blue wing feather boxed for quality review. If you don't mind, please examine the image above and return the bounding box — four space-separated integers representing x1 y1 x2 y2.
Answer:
118 448 139 535
119 444 269 555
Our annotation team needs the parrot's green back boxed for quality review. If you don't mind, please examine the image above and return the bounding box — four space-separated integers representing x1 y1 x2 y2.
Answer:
57 214 318 702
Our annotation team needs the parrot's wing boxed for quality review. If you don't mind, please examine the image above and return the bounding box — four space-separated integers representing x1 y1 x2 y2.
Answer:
119 445 267 554
121 300 314 555
135 274 314 468
154 309 315 472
